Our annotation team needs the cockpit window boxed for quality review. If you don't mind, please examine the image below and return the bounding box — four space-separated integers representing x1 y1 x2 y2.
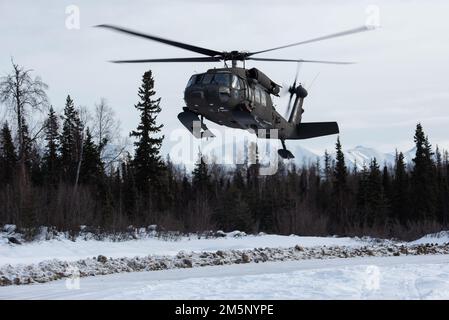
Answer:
202 73 214 84
187 74 204 87
212 73 231 86
193 73 232 86
231 75 241 89
195 74 204 84
187 75 197 87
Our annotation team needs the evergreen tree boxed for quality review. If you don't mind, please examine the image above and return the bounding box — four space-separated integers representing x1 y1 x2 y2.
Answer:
130 70 164 197
214 185 252 232
382 163 392 218
356 164 369 223
411 123 437 220
59 95 83 182
334 137 347 188
20 119 33 171
391 151 409 223
121 154 138 221
0 122 16 185
80 128 103 185
382 164 392 200
331 137 348 230
42 106 60 185
192 153 210 193
323 149 332 181
435 146 449 223
366 158 384 225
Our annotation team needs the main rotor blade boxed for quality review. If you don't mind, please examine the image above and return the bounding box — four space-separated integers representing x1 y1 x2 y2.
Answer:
110 57 222 63
248 57 355 64
96 24 222 57
249 25 374 56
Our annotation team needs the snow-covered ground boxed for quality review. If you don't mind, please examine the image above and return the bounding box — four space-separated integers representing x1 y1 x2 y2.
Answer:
1 255 449 299
0 232 366 266
1 228 449 299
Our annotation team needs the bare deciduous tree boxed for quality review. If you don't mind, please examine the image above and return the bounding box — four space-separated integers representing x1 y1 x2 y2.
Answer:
0 59 49 179
91 98 128 166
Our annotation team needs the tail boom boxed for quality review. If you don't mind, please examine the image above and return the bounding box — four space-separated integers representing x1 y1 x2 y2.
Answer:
288 121 339 140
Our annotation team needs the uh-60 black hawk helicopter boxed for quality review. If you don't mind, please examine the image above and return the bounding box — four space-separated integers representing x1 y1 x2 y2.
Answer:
98 24 374 159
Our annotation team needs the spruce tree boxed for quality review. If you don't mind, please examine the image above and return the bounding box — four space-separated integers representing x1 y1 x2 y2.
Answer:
121 154 138 221
20 119 33 172
366 158 384 225
214 186 252 232
0 122 16 185
323 149 332 181
356 164 369 224
392 151 409 223
130 70 164 197
192 153 210 193
382 164 392 218
411 123 437 220
443 150 449 224
331 136 348 230
59 95 83 182
80 128 103 185
334 137 347 188
435 146 449 223
42 106 60 185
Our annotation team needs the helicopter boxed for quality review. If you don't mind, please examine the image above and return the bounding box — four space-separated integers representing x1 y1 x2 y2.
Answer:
97 24 374 159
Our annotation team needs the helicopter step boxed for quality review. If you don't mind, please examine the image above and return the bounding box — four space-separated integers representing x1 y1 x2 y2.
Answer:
178 110 215 139
278 139 294 159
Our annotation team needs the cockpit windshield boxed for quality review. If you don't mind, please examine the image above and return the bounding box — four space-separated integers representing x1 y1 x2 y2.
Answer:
187 72 231 87
211 73 231 86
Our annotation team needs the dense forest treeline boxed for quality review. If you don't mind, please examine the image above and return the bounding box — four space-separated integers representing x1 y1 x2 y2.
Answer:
1 61 448 240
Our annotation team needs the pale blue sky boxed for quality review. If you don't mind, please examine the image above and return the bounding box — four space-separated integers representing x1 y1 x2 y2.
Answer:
1 0 448 158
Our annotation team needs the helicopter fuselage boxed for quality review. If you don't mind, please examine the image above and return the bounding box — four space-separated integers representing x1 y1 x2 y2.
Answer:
183 67 297 139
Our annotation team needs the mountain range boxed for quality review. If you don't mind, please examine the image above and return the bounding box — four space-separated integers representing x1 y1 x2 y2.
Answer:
169 139 417 171
290 144 417 170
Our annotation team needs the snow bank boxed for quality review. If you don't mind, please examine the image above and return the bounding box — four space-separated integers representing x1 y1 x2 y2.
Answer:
1 242 449 286
412 231 449 245
0 229 365 266
2 225 449 287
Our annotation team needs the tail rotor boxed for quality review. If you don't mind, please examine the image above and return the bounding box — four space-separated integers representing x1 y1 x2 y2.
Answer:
284 62 302 118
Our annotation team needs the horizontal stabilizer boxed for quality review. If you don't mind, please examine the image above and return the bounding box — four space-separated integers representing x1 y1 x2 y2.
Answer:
293 122 339 139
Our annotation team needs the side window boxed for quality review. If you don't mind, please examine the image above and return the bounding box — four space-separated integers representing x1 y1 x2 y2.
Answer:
186 75 197 87
194 74 204 84
255 87 261 104
248 87 254 102
261 90 267 106
231 75 240 89
239 79 245 90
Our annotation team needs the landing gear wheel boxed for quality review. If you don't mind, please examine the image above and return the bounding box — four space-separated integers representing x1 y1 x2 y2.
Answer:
278 149 294 159
278 139 295 159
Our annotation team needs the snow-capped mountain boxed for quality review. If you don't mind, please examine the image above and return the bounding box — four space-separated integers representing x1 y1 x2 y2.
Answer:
330 146 416 170
343 146 396 169
166 133 416 171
